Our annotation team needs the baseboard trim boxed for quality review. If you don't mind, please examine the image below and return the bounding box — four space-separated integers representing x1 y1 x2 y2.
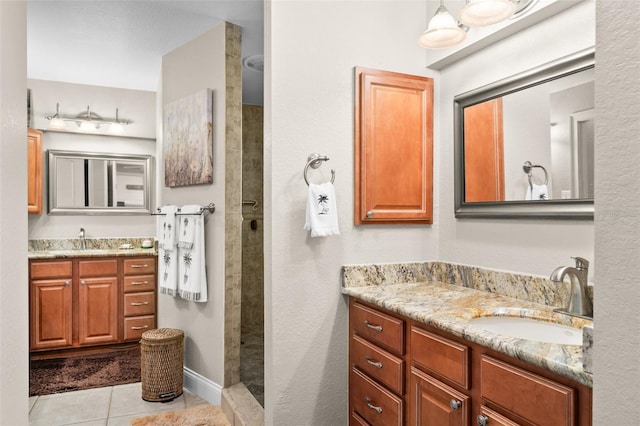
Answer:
183 367 222 405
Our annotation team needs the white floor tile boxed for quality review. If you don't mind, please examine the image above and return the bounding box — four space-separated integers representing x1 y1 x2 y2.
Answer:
29 396 38 413
108 382 186 418
29 387 112 426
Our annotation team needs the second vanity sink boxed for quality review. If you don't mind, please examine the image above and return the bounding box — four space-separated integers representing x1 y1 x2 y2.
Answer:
468 316 584 345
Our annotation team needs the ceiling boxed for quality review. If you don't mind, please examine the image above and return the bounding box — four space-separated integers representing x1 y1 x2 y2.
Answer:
27 0 264 105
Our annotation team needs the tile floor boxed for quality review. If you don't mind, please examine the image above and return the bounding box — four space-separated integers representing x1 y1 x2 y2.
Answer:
29 382 208 426
240 324 264 407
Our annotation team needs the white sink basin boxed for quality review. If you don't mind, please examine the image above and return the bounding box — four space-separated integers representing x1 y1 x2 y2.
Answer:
468 316 583 345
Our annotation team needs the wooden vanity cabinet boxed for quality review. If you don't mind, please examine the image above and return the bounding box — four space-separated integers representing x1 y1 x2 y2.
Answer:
30 260 73 350
354 67 434 225
29 255 157 352
27 128 43 214
348 298 593 426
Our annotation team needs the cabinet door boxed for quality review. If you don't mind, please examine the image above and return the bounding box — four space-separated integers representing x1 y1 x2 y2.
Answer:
409 366 469 426
30 278 73 350
78 276 118 345
27 128 43 214
355 67 434 224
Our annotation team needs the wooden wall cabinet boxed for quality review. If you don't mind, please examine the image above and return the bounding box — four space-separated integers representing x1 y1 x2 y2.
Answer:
349 298 592 426
354 67 434 225
29 255 157 352
27 128 43 214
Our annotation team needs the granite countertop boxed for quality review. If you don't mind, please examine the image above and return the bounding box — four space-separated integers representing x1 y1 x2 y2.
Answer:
28 248 157 259
342 280 593 387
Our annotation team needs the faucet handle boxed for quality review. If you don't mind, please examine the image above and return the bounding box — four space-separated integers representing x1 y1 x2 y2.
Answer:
572 257 589 270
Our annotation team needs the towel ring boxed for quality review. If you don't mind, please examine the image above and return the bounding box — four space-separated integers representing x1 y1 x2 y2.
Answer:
304 153 335 186
523 161 548 185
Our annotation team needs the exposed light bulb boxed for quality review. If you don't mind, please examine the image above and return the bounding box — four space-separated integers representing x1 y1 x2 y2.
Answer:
418 4 467 49
79 120 97 132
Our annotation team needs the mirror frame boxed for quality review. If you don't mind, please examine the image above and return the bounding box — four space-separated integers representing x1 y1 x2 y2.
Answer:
48 150 153 215
454 47 595 220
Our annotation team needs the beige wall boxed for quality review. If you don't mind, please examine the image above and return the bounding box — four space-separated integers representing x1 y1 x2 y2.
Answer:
0 2 28 424
594 1 640 423
158 22 239 392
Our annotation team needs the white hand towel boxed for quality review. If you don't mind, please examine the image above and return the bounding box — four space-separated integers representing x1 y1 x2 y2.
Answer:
157 205 177 249
157 205 178 296
178 205 208 302
178 209 197 249
525 184 549 201
304 182 340 237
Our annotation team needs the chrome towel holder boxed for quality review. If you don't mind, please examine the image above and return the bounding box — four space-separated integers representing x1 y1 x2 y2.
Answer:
523 161 548 188
304 153 335 186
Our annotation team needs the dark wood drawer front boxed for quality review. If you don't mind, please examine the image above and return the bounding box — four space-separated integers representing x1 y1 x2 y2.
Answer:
352 302 404 355
481 356 575 425
352 334 404 395
30 260 72 279
124 315 155 340
351 368 403 426
123 258 156 275
411 326 469 389
123 275 156 293
124 292 155 316
78 259 117 277
479 405 520 426
350 411 371 426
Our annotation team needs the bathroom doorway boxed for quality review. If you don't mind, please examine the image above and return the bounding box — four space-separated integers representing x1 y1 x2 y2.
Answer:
240 105 264 406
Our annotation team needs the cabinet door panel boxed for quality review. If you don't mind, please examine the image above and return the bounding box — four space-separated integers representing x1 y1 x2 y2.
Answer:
28 128 43 214
355 67 433 224
78 276 118 345
30 279 72 350
409 366 469 426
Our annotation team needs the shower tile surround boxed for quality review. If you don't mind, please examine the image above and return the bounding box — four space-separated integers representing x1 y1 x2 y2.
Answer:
342 261 594 386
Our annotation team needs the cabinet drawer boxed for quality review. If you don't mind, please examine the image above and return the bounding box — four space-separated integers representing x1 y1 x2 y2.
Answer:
78 259 117 277
30 260 72 279
352 302 404 355
124 292 156 316
124 315 155 340
481 355 575 425
478 406 521 426
352 334 404 395
411 326 469 389
351 367 403 426
124 275 156 293
350 411 371 426
123 258 156 275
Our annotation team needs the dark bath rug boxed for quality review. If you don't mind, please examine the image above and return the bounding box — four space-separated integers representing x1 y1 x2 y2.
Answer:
29 345 141 396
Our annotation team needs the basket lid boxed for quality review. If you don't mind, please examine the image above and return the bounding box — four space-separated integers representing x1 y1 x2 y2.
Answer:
142 328 184 342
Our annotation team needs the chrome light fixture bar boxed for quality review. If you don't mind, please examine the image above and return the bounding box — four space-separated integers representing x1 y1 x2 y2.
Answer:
45 103 132 133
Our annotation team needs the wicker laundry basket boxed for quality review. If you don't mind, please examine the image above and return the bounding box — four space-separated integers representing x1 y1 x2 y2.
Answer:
141 328 184 402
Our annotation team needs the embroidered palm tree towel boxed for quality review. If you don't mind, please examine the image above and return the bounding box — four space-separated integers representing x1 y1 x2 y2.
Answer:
304 182 340 237
157 205 178 296
178 204 207 302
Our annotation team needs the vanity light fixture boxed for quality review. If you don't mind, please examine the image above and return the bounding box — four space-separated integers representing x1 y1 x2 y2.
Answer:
418 0 467 49
45 104 132 134
458 0 516 27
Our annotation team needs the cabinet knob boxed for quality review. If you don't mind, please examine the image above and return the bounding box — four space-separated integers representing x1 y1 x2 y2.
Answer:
366 210 374 218
477 414 489 426
64 280 71 286
449 399 462 411
80 280 86 286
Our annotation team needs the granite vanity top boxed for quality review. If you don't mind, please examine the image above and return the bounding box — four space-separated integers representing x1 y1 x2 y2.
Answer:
342 280 593 387
28 237 157 259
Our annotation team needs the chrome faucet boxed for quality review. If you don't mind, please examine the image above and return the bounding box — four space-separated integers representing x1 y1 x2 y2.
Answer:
550 257 593 319
79 228 86 250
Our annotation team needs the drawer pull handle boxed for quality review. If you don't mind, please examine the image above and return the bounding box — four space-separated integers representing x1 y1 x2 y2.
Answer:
131 325 149 330
130 264 148 268
131 281 149 285
64 280 71 286
131 301 149 306
364 397 382 414
364 320 383 332
449 399 462 411
477 414 489 426
364 356 383 369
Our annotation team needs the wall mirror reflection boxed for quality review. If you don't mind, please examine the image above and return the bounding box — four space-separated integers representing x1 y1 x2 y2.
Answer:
48 150 152 215
454 48 594 219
